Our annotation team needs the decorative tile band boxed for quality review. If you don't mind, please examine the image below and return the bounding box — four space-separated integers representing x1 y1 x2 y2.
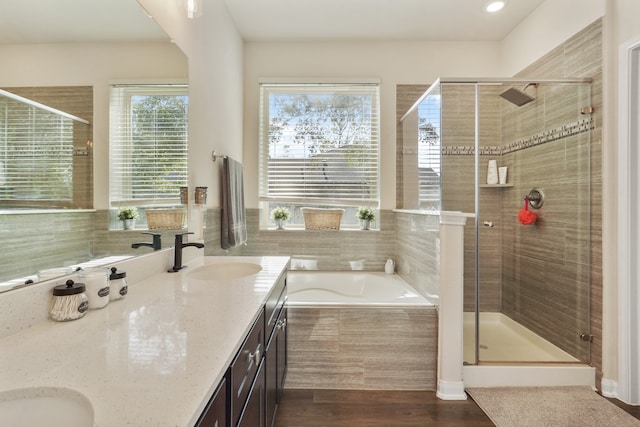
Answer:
441 118 594 156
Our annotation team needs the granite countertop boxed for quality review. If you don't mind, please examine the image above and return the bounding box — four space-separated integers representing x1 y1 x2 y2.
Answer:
0 255 290 427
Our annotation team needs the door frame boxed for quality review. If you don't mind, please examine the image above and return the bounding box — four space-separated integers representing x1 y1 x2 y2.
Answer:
617 35 640 406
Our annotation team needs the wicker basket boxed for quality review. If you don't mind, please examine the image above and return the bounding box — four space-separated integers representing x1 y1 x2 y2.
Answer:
146 208 186 230
301 208 344 230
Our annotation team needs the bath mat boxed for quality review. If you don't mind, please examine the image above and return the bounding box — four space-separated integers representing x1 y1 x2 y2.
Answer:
466 386 640 427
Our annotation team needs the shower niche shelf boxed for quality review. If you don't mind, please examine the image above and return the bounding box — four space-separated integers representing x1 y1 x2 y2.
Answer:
479 184 514 188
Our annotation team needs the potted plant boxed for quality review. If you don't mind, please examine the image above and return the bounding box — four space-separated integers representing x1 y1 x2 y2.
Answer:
270 206 290 230
117 207 139 230
357 207 375 230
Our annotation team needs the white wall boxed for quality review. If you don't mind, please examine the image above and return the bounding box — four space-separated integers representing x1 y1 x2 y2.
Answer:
0 42 188 209
499 0 606 76
138 0 244 209
603 0 640 400
243 41 501 209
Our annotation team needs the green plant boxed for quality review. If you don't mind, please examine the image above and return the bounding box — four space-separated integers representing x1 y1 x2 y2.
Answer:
117 207 139 221
357 207 375 222
271 206 290 221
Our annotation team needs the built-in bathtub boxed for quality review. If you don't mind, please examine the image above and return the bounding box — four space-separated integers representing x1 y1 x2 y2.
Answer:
285 271 436 390
287 271 433 307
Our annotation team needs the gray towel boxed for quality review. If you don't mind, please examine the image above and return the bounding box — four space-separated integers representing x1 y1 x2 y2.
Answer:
221 157 247 249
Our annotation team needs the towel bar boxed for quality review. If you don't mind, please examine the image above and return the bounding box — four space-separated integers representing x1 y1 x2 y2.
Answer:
211 150 228 162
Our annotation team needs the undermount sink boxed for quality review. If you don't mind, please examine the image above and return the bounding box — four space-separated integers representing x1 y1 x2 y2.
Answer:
188 262 263 281
0 387 93 427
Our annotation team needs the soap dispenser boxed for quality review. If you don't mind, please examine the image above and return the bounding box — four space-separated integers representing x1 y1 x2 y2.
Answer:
385 259 395 275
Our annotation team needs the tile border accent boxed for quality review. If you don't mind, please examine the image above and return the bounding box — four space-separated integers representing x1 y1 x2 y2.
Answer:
442 118 594 156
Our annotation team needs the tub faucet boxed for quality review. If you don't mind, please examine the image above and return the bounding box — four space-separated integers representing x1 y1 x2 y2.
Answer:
131 232 162 251
169 232 205 272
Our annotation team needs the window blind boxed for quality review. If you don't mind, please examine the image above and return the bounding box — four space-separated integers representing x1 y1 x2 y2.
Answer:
259 83 380 207
0 95 73 201
109 84 188 206
418 95 441 207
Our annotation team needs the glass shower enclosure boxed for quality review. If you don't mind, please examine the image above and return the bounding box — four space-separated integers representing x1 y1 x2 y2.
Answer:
401 78 593 365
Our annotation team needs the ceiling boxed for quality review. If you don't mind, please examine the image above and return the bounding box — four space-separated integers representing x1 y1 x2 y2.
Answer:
0 0 547 44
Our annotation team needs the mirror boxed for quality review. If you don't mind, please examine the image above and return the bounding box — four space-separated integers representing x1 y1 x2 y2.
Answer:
0 2 186 292
0 86 93 210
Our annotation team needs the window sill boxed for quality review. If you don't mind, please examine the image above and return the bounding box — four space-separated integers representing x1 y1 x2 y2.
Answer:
262 227 379 232
0 209 96 215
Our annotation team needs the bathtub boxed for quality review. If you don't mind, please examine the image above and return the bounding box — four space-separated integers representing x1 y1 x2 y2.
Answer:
286 271 432 307
284 271 436 390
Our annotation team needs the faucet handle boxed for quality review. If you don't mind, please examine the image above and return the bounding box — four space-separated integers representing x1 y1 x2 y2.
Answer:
174 231 194 236
141 232 162 250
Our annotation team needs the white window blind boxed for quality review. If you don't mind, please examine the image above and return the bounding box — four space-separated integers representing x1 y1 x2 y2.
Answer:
109 84 188 206
259 83 380 207
0 94 74 202
418 94 441 208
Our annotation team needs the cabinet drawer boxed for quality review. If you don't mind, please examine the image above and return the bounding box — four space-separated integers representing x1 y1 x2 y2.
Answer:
265 273 286 341
230 309 265 427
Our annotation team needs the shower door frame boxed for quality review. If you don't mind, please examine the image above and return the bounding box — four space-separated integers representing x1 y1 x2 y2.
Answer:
436 77 594 366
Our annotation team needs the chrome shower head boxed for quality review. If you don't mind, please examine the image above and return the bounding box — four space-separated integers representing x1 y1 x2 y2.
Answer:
499 84 536 106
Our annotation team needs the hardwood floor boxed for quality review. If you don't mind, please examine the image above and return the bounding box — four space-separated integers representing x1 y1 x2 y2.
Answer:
275 389 640 427
274 389 495 426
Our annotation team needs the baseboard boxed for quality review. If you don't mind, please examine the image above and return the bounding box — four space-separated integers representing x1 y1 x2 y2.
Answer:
437 380 467 400
601 378 618 398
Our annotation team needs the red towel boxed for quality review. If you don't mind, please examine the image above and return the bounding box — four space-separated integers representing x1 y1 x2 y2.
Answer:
518 198 537 225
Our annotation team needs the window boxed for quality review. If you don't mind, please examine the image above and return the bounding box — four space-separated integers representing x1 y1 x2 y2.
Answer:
0 88 91 208
418 90 441 208
109 84 188 216
259 82 380 228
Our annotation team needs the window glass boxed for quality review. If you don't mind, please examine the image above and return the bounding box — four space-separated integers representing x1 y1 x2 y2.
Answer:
109 84 188 228
259 83 380 229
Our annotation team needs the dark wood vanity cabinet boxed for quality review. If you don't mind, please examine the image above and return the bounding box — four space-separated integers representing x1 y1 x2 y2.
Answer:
231 309 265 427
237 359 265 427
194 376 227 427
265 274 288 427
196 271 288 427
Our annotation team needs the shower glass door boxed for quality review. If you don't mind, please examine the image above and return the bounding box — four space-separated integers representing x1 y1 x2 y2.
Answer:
440 79 593 365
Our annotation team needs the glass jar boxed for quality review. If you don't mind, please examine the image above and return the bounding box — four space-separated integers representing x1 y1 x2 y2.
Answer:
79 268 110 309
109 267 128 301
50 279 89 321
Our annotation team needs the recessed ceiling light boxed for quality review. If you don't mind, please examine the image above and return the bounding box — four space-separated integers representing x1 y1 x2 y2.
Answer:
484 1 506 13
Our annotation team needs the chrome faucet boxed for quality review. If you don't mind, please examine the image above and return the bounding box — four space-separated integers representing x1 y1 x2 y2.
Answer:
131 232 162 251
169 232 204 272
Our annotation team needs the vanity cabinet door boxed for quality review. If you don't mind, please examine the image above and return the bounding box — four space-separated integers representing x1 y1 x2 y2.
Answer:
231 309 265 427
275 304 288 402
265 326 277 427
266 296 288 427
237 359 265 427
194 376 227 427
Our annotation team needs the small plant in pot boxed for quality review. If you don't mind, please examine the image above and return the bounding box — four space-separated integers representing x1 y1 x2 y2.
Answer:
270 206 290 230
357 207 375 230
117 207 139 230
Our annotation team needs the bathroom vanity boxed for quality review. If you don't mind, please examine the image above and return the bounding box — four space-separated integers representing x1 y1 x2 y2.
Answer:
0 254 289 427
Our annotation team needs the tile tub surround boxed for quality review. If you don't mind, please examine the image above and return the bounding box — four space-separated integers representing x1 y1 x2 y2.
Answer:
244 208 396 272
285 306 437 390
0 254 290 426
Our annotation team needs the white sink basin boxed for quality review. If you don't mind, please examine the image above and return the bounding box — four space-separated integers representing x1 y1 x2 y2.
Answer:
188 262 263 281
0 387 93 427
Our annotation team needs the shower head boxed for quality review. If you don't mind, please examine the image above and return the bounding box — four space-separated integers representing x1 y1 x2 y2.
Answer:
499 84 537 106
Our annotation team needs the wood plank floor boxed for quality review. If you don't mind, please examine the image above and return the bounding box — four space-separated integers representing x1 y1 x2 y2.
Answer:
275 389 640 427
274 389 494 426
